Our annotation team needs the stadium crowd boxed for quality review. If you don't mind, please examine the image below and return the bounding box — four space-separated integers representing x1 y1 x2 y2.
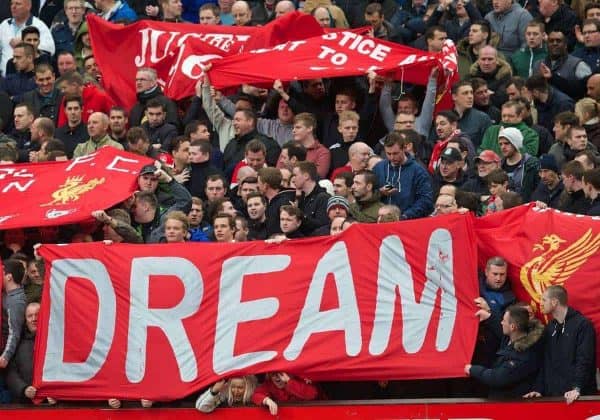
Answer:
1 0 600 412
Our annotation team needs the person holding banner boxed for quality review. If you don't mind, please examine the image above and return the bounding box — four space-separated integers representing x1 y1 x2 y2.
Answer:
252 372 319 416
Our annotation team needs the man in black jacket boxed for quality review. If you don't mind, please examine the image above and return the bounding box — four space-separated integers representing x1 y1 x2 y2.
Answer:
466 304 543 398
293 161 330 236
524 285 597 403
129 67 178 128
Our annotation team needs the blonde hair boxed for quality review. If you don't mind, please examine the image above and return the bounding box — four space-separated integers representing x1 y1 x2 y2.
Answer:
575 97 600 123
225 375 257 406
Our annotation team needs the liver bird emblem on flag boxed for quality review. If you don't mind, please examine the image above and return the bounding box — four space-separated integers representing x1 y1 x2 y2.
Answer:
519 229 600 315
42 176 106 206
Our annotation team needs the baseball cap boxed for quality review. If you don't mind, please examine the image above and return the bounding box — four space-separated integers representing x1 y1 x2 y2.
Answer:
440 147 462 163
475 150 501 164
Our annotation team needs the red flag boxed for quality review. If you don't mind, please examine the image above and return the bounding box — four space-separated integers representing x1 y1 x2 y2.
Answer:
475 205 600 367
33 215 478 401
205 31 444 90
0 148 153 230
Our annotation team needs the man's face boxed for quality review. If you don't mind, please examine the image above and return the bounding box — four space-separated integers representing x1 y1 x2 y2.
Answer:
138 173 159 192
292 166 307 190
25 303 40 334
189 145 209 163
365 11 383 29
587 76 600 100
109 110 126 134
384 143 406 166
435 115 455 139
506 83 521 101
173 140 190 163
434 194 458 215
547 32 567 58
335 94 355 114
485 263 507 290
218 0 233 12
501 105 521 124
231 2 251 25
568 129 588 151
84 57 99 80
330 216 345 235
305 79 325 100
190 124 210 141
135 71 155 93
525 25 544 48
35 70 55 95
453 85 473 109
501 311 513 336
165 218 186 243
478 49 498 73
199 9 219 24
102 222 122 242
247 196 266 220
22 32 40 50
397 99 417 115
30 119 40 142
57 53 77 75
313 7 330 27
62 81 80 97
328 205 348 221
292 121 311 142
539 168 559 187
553 122 569 141
492 0 512 13
163 0 183 18
146 106 165 128
587 7 600 20
540 290 555 314
439 158 460 179
11 0 30 19
188 203 203 226
65 1 84 24
87 113 107 138
539 0 557 17
477 160 499 177
14 106 33 131
562 173 575 192
582 24 600 48
239 182 258 202
12 47 32 72
213 217 233 242
498 137 516 158
65 100 82 125
428 30 447 52
206 179 225 201
246 150 266 171
333 178 349 197
129 138 149 155
468 24 486 46
338 119 358 142
489 181 506 196
575 154 594 170
233 112 253 136
473 85 491 107
394 113 415 131
275 1 293 17
277 99 294 124
351 146 370 170
280 210 301 233
351 174 370 200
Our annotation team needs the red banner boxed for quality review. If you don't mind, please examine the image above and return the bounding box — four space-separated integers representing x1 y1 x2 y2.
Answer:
205 31 444 90
475 204 600 366
0 148 153 230
88 12 325 106
33 215 478 400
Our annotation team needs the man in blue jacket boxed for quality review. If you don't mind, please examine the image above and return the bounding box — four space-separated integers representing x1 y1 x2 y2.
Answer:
372 130 433 219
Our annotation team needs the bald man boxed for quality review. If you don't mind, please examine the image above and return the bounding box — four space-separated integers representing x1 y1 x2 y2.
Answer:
73 112 124 157
471 45 512 108
312 6 331 27
587 74 600 102
275 0 295 18
231 0 252 26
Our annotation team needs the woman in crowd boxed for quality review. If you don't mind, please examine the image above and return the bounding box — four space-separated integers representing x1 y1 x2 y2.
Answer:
196 376 257 412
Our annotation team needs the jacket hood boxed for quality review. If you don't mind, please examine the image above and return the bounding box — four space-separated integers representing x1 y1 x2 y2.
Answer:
513 318 544 352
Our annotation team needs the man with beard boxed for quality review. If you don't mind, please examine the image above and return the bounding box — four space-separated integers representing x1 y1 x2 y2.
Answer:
55 96 87 158
349 170 383 223
471 78 500 124
142 100 178 151
462 150 501 195
498 127 539 201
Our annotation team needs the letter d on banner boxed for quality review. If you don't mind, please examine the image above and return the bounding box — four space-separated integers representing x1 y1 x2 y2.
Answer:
42 259 116 382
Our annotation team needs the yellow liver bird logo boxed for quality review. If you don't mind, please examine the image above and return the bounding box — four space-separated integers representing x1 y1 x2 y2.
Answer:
42 176 106 206
520 229 600 314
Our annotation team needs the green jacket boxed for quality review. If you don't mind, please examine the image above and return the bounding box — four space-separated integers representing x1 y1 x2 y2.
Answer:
510 46 547 79
478 122 539 156
349 193 383 223
73 134 124 158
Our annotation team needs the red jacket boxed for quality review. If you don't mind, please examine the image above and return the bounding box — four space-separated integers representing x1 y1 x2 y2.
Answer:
251 377 318 406
57 84 115 127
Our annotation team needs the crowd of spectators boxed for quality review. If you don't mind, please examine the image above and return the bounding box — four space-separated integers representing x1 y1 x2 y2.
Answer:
1 0 600 412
